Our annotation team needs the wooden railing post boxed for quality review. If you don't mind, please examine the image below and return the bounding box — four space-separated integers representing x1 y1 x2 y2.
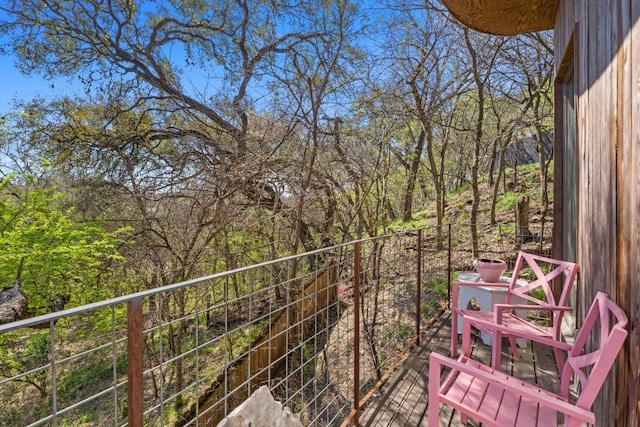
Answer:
447 224 452 309
353 242 361 426
127 298 144 427
416 229 422 345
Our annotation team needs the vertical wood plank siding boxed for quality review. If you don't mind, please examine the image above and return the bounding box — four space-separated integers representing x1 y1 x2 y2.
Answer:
618 2 637 426
555 1 639 425
629 1 640 424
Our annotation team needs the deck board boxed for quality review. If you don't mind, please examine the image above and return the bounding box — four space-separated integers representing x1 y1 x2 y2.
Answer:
359 311 564 426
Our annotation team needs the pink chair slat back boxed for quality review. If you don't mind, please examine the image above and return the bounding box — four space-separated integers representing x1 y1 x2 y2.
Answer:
560 292 628 410
507 252 579 308
504 252 579 347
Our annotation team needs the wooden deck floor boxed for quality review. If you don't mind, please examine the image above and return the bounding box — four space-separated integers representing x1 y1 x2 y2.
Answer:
359 311 563 426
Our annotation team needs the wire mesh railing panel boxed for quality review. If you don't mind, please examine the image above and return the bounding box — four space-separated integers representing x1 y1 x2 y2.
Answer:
0 225 545 426
0 303 129 426
356 233 416 397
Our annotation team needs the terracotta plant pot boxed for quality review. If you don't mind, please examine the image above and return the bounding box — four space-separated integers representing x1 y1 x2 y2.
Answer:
473 258 508 283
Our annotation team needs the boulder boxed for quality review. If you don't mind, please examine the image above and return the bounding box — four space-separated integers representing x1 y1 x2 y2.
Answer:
0 280 28 325
216 386 302 427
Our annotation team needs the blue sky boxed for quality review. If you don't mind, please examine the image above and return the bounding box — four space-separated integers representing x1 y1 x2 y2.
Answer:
0 1 390 117
0 33 237 116
0 51 85 116
0 55 37 113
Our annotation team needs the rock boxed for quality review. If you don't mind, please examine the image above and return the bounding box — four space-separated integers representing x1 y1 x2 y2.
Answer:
0 280 28 325
216 386 303 427
502 133 552 168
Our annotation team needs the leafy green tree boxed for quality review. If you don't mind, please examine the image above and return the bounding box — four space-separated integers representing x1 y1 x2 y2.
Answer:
0 0 365 255
0 173 129 316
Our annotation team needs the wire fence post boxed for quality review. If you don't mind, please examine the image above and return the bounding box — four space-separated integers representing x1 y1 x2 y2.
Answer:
447 224 452 309
353 241 361 426
127 297 144 427
416 229 422 345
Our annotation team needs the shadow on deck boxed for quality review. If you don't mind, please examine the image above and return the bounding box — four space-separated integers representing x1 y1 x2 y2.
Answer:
359 312 563 426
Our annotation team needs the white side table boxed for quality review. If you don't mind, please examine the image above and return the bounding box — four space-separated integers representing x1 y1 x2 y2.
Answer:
456 273 528 347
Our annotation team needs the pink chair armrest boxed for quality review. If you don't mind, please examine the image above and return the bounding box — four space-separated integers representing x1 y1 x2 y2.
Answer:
493 304 573 314
462 314 572 352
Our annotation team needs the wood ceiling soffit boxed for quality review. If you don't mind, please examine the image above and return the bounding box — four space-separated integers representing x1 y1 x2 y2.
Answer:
441 0 557 36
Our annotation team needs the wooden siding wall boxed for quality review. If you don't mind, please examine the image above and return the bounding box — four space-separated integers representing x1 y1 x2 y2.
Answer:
555 1 640 425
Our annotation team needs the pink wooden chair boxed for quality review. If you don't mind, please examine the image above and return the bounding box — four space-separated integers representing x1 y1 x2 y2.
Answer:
430 292 628 427
451 251 579 371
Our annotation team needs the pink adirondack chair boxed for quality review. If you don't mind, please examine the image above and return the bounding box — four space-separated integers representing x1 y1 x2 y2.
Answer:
451 251 579 371
430 292 628 427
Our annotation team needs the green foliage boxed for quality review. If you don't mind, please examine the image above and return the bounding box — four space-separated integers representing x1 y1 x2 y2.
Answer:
495 193 519 213
393 322 413 340
300 342 315 384
62 414 93 426
450 181 471 195
401 210 436 230
422 301 439 315
0 174 130 314
87 306 128 336
58 352 127 399
0 330 50 397
427 274 448 299
528 287 546 301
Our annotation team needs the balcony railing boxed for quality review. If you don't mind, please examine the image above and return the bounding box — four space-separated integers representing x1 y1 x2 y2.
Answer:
0 223 551 426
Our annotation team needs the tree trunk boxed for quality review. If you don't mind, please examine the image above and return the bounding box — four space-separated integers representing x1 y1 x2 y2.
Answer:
402 128 426 222
465 28 484 256
490 136 508 225
516 195 532 244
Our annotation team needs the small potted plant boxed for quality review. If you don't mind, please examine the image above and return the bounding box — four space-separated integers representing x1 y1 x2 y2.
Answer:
473 258 508 282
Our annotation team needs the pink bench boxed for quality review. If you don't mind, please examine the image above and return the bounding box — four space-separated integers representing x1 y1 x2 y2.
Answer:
430 292 628 426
